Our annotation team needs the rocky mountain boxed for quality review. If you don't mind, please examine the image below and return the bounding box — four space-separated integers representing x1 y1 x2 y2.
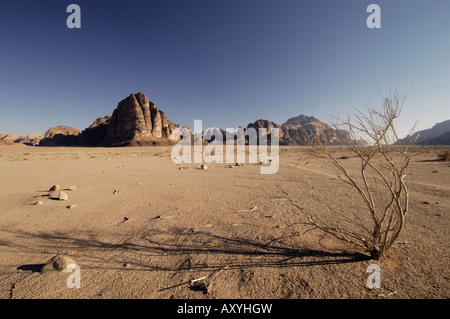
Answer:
417 131 450 145
245 120 283 145
245 115 342 146
39 126 81 146
39 92 180 147
399 119 450 145
12 91 448 147
281 114 343 145
0 133 43 146
43 126 81 139
282 114 319 127
105 92 178 145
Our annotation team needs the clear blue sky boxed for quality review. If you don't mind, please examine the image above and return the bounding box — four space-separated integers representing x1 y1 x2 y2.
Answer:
1 0 449 138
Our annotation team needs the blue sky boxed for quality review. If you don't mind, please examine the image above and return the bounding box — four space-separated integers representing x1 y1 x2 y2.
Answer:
0 0 449 138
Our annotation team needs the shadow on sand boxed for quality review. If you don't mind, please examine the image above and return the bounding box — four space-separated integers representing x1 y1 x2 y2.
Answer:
1 227 369 273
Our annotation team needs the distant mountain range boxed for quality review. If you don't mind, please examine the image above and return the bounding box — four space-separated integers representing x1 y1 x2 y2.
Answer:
398 119 450 145
1 92 449 147
246 115 342 146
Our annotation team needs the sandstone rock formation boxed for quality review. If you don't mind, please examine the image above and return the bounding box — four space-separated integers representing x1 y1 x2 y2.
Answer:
0 133 20 142
0 133 43 146
43 126 81 139
280 114 342 145
39 126 81 146
75 115 112 146
246 115 342 146
105 92 178 145
23 134 44 146
246 120 283 145
38 92 180 147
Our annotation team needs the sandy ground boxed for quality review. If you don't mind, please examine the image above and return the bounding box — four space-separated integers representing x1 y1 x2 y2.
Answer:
0 144 448 299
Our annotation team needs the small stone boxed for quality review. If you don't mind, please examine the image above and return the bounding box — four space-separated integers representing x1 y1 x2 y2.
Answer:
48 192 59 199
58 191 69 201
68 186 77 191
201 164 208 170
41 255 77 273
67 204 77 209
34 201 44 206
49 185 60 191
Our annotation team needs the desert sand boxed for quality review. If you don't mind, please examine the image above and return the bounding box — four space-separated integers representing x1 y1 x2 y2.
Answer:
0 144 448 299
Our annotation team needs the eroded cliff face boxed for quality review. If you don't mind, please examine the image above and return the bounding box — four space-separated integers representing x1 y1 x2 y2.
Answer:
105 92 178 144
38 92 180 146
246 115 342 146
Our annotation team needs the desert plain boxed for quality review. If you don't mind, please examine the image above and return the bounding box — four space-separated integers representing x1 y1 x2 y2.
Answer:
0 144 448 299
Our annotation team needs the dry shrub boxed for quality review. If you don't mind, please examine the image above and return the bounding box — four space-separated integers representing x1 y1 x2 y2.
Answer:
282 91 415 260
438 150 450 161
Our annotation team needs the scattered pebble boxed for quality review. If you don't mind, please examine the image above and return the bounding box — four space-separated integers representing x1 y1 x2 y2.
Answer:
49 185 60 191
48 192 59 199
41 255 77 273
113 190 119 195
421 201 430 205
33 200 44 206
68 186 77 191
58 191 69 201
67 204 77 209
237 206 258 212
201 164 208 170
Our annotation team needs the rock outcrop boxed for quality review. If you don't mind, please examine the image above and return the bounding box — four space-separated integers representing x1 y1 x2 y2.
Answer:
43 126 81 139
39 126 81 146
105 92 178 145
245 115 342 145
246 120 283 145
38 92 180 146
0 133 43 146
76 115 112 146
417 131 450 145
41 255 77 273
399 119 450 145
280 114 342 145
